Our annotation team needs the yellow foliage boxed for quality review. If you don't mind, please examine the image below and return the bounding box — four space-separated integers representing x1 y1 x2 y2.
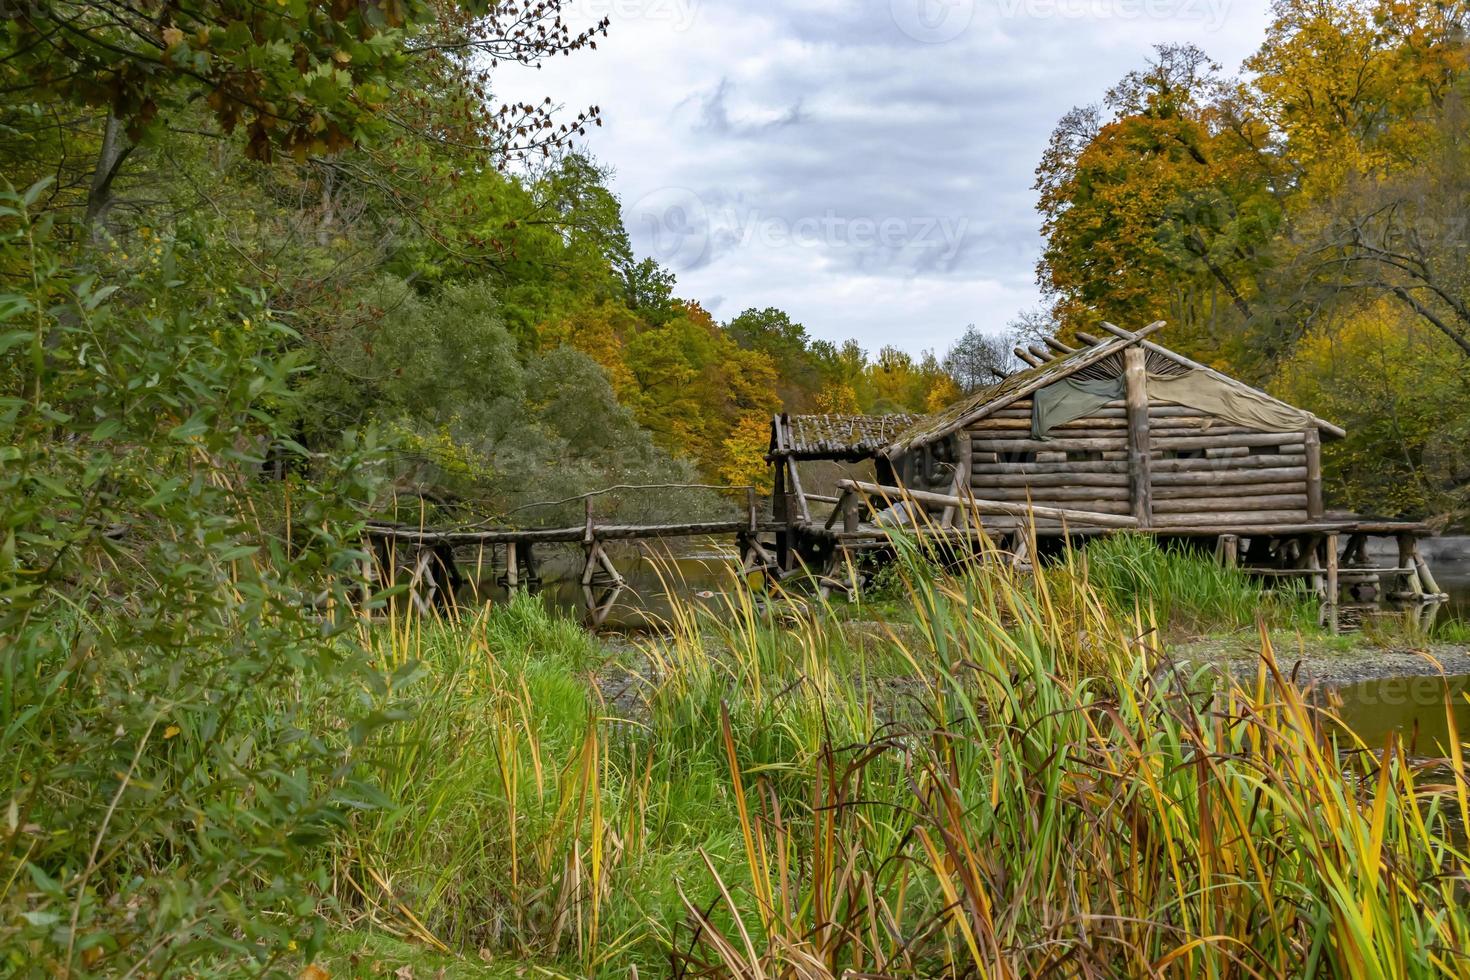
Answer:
924 376 961 414
717 413 774 493
813 382 860 415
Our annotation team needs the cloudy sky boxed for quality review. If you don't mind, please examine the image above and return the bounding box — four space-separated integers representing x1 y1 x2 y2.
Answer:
501 0 1272 356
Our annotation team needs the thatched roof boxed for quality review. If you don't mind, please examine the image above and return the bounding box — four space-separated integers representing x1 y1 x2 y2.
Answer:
769 413 918 460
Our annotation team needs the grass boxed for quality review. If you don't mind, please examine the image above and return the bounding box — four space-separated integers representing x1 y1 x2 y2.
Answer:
313 536 1470 977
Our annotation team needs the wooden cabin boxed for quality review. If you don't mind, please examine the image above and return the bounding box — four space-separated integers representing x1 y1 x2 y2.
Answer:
766 321 1446 616
881 321 1345 532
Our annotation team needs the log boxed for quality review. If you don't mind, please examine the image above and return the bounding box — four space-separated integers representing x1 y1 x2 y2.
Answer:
1154 482 1308 500
1124 346 1152 527
972 459 1129 475
1152 467 1307 487
1152 494 1309 513
1155 432 1305 451
1024 499 1132 515
1324 531 1339 633
1155 453 1306 471
974 472 1130 488
968 485 1131 502
972 437 1131 452
1151 510 1311 527
835 480 1140 529
971 417 1127 432
1304 428 1324 520
972 432 1303 453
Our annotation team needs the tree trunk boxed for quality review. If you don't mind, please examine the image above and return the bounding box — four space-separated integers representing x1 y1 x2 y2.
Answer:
83 113 134 238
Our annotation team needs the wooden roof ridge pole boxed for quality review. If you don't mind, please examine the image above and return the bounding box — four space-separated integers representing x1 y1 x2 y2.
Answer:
1015 346 1045 367
835 479 1140 529
1123 345 1153 527
1092 321 1347 439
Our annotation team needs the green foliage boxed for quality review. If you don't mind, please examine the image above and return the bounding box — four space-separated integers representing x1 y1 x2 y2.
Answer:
299 276 712 523
0 184 383 975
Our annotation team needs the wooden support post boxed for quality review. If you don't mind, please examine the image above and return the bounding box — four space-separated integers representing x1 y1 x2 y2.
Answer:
1304 428 1323 520
785 457 812 525
772 455 787 524
1324 532 1339 634
842 492 861 534
582 541 600 586
1396 532 1420 598
1216 534 1239 568
504 542 518 590
1123 346 1152 528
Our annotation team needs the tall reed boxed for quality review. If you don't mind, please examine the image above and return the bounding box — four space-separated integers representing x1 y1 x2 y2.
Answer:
327 538 1470 978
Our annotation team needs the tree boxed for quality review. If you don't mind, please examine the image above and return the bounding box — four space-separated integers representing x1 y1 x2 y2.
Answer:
1 0 607 234
1035 45 1279 351
943 325 1015 392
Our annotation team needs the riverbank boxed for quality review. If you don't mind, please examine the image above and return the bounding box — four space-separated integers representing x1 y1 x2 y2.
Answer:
1175 629 1470 687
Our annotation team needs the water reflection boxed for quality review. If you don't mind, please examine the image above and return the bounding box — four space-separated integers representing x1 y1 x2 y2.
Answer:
460 539 743 630
1325 674 1470 757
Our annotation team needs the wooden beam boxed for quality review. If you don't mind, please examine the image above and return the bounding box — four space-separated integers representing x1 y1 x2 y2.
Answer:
1124 346 1152 528
836 479 1141 529
1044 336 1077 355
1015 346 1044 368
1074 331 1104 346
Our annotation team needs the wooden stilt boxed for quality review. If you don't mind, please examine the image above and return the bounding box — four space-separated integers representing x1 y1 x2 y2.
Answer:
1411 540 1445 598
504 542 518 590
1324 532 1339 634
1216 534 1239 568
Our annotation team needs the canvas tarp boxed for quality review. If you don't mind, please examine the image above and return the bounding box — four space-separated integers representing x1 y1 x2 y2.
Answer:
1146 369 1315 432
1031 377 1124 438
1030 368 1314 438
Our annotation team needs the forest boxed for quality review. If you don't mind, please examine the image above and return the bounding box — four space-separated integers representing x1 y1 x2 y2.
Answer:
3 0 1470 976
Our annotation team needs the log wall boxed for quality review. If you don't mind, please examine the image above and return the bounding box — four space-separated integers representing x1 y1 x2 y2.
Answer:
958 398 1315 527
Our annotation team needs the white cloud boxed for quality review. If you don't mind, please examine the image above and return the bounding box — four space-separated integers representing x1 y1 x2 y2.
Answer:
499 0 1272 354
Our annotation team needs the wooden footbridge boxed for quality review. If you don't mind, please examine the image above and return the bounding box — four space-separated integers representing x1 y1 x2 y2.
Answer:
362 489 787 624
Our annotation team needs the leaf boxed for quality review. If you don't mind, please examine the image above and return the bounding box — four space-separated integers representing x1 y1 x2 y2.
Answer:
164 724 181 739
0 329 35 354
